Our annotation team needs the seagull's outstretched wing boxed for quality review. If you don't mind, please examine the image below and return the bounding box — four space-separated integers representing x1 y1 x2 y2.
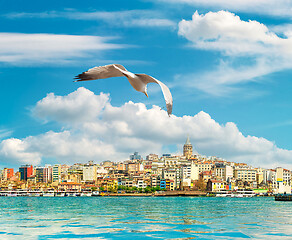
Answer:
74 64 127 81
136 74 173 116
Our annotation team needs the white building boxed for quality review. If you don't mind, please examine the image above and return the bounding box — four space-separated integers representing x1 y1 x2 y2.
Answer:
274 168 291 194
214 164 234 181
83 164 97 182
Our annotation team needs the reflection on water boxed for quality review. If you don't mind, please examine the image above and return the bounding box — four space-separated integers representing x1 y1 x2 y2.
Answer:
0 197 291 239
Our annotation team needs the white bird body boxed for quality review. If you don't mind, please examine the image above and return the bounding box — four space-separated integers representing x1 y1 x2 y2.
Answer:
74 64 173 116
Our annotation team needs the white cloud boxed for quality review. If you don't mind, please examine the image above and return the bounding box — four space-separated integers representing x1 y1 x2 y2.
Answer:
5 10 176 28
0 33 124 65
155 0 292 18
175 59 282 96
33 87 110 124
0 138 41 165
176 11 292 96
0 87 291 169
178 11 290 56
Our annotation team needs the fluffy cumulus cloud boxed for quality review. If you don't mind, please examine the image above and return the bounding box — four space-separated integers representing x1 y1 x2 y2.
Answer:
0 87 291 168
33 88 110 124
0 138 42 165
178 11 290 56
176 11 292 96
0 33 123 65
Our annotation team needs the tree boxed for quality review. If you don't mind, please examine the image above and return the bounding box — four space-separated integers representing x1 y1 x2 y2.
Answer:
144 186 152 193
196 179 206 191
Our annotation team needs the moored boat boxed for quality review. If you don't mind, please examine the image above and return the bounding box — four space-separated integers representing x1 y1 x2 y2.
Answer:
43 190 55 197
80 190 92 197
275 194 292 201
55 191 66 197
92 191 100 197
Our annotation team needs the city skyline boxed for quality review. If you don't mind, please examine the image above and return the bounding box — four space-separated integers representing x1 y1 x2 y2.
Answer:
2 137 291 172
1 0 292 169
1 138 290 196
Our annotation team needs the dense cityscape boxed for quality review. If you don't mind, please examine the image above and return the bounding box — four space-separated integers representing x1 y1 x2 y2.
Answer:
0 137 291 196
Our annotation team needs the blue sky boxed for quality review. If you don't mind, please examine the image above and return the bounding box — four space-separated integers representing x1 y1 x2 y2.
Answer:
0 0 292 169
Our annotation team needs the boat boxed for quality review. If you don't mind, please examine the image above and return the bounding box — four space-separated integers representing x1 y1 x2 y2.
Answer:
43 190 55 197
92 191 100 197
55 191 66 197
66 191 78 197
80 190 92 197
275 194 292 201
6 190 18 197
237 189 255 197
215 189 255 198
16 189 28 196
0 191 6 196
230 189 255 198
216 190 232 197
28 190 42 197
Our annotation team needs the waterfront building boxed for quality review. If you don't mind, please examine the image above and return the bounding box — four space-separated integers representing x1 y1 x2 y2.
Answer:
130 152 142 160
165 179 175 191
68 164 83 183
199 170 213 183
143 160 152 173
207 179 225 192
255 168 264 187
234 167 257 182
151 158 164 176
136 179 147 189
117 163 126 171
163 168 180 189
190 161 199 181
19 165 33 181
160 179 166 189
164 155 178 168
27 174 36 184
127 162 143 174
43 165 53 183
146 154 158 161
214 163 233 181
272 168 291 194
105 178 118 191
58 182 82 192
35 165 52 183
191 160 214 180
83 164 97 182
151 175 161 188
52 164 61 183
1 168 14 181
35 167 44 183
181 164 193 188
183 136 193 159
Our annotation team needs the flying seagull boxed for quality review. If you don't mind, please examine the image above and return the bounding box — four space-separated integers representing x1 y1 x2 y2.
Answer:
74 64 173 116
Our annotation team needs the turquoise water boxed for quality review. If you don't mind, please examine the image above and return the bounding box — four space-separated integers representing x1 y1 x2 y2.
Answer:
0 197 291 239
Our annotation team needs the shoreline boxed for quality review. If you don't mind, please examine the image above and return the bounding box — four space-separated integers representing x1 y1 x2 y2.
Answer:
102 191 207 197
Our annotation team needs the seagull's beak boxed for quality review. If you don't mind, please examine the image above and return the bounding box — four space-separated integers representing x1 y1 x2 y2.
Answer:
145 92 148 98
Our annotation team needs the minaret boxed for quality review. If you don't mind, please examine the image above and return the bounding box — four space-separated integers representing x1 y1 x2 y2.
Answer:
183 136 193 159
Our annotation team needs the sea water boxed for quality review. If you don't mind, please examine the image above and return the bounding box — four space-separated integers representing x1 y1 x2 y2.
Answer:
0 197 291 239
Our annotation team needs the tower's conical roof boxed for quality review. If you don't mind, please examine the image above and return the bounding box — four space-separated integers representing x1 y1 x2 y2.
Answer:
185 136 191 145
